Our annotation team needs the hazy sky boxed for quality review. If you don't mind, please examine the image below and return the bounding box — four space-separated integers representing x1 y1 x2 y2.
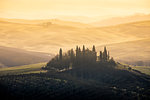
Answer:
0 0 150 19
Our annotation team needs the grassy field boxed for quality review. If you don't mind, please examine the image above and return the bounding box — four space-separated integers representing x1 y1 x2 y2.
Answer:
1 19 150 54
115 63 150 75
130 66 150 75
0 61 149 76
0 19 150 66
0 62 47 76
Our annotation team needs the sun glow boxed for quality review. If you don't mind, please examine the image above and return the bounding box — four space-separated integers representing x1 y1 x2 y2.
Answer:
0 0 150 20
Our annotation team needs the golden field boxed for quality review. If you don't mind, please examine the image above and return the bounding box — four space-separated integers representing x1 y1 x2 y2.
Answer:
0 18 150 63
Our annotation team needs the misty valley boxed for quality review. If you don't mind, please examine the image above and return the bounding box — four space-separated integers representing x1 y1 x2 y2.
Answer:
0 2 150 99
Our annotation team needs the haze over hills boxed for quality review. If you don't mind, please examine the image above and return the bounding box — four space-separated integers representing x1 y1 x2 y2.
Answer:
1 14 150 25
97 38 150 65
0 18 150 65
1 0 150 99
0 46 53 67
0 18 92 28
91 14 150 26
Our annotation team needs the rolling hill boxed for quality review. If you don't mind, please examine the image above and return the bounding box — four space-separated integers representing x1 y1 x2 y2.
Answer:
0 57 150 100
91 14 150 26
96 38 150 66
0 18 91 28
0 63 46 76
0 18 150 65
0 46 53 67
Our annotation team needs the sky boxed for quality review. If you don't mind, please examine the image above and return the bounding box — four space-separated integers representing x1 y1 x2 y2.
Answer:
0 0 150 20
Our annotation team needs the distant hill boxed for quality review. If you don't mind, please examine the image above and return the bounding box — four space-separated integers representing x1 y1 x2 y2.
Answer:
0 18 91 28
96 38 150 66
0 46 53 67
94 20 150 65
91 14 150 26
0 63 46 75
0 19 150 53
0 19 150 64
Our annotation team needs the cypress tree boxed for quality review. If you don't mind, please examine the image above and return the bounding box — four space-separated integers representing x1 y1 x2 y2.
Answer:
83 45 85 52
92 45 96 52
78 47 81 55
76 46 78 52
100 51 103 61
78 47 81 63
82 45 85 58
70 49 75 62
108 51 110 60
92 45 97 61
103 46 107 61
109 57 115 65
76 46 79 58
59 48 62 60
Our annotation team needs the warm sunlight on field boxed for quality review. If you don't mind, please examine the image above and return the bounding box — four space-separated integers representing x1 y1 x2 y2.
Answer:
0 19 150 64
1 0 150 99
1 19 150 53
131 66 150 75
0 63 46 76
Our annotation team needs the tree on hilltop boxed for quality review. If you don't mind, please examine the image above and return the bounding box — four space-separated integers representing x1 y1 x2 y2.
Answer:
46 45 115 70
59 48 62 60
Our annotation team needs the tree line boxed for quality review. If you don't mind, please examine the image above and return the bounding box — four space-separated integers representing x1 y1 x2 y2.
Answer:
46 45 115 70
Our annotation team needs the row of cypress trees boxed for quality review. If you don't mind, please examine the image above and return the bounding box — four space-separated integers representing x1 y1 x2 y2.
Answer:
59 45 111 62
46 45 115 70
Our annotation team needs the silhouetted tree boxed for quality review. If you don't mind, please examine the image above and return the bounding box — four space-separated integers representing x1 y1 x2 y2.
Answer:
78 47 81 55
108 51 110 60
99 51 103 61
70 49 75 62
78 47 81 62
76 46 79 60
83 45 85 52
109 57 115 66
92 45 96 52
82 45 86 62
103 46 108 61
46 45 115 70
92 45 97 61
59 48 62 60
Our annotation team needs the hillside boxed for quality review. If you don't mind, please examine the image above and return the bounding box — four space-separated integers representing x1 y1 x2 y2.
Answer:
0 63 46 76
0 18 91 28
91 14 150 26
0 19 150 64
0 49 150 100
0 19 150 52
0 46 53 67
96 38 150 66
